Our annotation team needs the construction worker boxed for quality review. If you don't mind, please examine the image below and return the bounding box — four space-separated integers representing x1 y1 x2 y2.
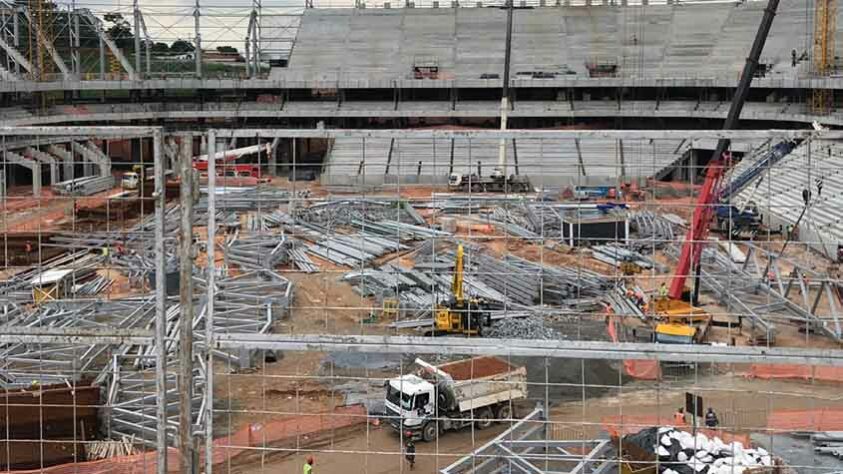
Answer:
673 408 685 425
658 282 668 300
405 434 416 470
24 241 33 264
635 290 646 309
705 407 720 428
603 303 614 325
303 456 314 474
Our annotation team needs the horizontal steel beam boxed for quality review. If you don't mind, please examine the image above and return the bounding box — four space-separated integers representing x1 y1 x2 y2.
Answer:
0 327 153 345
1 76 842 94
214 334 843 366
0 126 159 136
209 128 843 140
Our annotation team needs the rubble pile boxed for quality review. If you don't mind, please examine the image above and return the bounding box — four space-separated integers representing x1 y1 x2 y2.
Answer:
484 317 559 340
626 427 773 474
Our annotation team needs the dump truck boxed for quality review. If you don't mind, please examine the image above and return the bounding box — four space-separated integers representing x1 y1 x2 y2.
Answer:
384 356 527 442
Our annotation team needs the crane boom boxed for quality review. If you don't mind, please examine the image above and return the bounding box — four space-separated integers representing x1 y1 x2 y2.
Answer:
669 0 780 301
710 0 780 163
668 157 729 300
452 244 465 304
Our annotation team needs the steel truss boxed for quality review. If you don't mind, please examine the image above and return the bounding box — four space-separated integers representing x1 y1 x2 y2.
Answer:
442 407 616 474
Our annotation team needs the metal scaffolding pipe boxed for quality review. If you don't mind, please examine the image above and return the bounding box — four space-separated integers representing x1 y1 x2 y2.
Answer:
178 135 197 474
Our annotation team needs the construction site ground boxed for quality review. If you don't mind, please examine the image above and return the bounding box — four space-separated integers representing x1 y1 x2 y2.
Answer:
234 373 843 473
5 177 843 472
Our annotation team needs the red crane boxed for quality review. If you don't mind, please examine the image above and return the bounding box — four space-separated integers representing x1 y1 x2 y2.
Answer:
667 154 731 300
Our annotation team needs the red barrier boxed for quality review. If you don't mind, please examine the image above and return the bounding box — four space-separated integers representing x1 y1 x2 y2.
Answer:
607 316 661 380
2 405 367 474
768 408 843 432
746 364 843 383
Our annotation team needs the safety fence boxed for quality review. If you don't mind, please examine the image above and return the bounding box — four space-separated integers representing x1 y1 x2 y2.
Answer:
767 408 843 432
1 405 367 474
607 316 661 380
746 363 843 382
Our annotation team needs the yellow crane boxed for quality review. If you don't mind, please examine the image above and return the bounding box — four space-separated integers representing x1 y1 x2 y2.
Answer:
427 244 492 337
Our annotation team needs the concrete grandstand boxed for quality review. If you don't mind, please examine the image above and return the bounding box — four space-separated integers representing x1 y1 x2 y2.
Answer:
0 0 840 191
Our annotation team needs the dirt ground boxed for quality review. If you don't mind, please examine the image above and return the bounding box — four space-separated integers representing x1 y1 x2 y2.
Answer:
231 372 843 474
227 421 505 474
212 271 391 432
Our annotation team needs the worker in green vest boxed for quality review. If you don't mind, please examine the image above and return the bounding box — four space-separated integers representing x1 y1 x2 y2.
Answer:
658 282 668 300
303 456 314 474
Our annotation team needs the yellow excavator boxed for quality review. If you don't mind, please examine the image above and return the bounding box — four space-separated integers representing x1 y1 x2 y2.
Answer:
426 244 492 337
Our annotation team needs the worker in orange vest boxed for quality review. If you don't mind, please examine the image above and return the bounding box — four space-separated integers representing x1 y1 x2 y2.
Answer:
604 303 614 324
673 408 685 425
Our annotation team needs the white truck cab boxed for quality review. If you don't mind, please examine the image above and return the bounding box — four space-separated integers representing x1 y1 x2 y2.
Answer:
383 357 527 442
121 172 140 190
385 374 436 434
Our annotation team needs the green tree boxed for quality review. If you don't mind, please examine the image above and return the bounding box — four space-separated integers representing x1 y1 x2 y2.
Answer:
151 42 170 54
103 12 134 50
170 39 195 54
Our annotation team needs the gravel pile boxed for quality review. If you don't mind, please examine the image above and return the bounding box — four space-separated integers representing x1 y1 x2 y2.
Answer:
627 427 773 474
486 317 560 340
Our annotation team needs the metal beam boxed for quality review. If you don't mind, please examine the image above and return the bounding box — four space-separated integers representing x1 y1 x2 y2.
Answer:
178 135 197 474
133 0 142 78
210 128 843 141
137 10 152 76
213 334 843 366
21 9 72 79
194 0 201 78
0 64 16 81
3 127 839 141
153 129 168 474
0 33 35 73
79 10 137 80
0 327 153 345
0 126 158 136
204 130 216 473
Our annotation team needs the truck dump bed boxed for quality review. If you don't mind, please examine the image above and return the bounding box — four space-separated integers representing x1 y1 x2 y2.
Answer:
439 356 528 412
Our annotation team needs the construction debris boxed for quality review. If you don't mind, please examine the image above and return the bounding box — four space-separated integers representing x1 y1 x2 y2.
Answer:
626 427 773 474
484 316 560 340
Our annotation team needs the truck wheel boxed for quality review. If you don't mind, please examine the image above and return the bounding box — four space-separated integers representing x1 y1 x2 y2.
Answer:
475 407 493 430
422 421 439 442
495 403 512 423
